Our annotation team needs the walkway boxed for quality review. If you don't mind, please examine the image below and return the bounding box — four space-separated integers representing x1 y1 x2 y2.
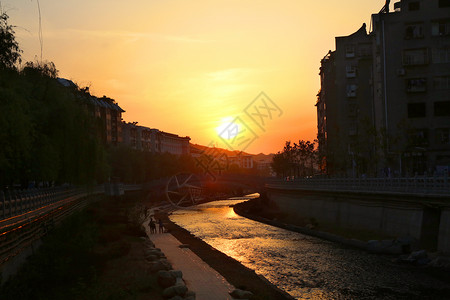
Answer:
147 232 234 300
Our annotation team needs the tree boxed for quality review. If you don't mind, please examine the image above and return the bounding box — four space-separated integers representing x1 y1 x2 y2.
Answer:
271 140 317 178
0 11 22 69
23 60 59 78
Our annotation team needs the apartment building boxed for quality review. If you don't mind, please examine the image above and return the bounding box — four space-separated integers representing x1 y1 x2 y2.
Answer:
155 130 191 155
57 78 125 146
122 123 190 155
317 0 450 176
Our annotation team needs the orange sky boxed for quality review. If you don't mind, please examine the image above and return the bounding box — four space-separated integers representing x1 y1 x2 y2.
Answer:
4 0 385 154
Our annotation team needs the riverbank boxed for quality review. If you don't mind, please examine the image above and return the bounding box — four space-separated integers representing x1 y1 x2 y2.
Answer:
154 210 295 300
233 197 450 269
0 192 164 300
232 197 368 250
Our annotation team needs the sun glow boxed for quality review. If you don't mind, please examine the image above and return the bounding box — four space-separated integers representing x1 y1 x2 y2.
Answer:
4 0 384 154
216 116 239 140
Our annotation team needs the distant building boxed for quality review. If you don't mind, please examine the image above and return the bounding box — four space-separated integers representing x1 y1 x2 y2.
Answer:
92 96 125 145
189 144 204 158
317 0 450 177
317 24 374 176
253 154 274 176
122 122 151 151
122 122 190 155
57 78 125 146
229 154 254 169
155 130 191 155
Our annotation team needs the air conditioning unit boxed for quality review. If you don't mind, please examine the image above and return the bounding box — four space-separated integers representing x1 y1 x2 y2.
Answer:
397 68 406 76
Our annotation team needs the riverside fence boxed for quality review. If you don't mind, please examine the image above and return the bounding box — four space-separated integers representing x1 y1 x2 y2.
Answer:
272 176 450 196
0 187 84 221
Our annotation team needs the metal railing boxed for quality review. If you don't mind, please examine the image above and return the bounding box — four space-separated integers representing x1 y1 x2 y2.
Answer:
267 177 450 196
0 187 85 221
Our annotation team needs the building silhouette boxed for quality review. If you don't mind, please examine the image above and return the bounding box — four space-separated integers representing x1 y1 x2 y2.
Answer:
317 0 450 177
57 78 125 146
122 122 190 155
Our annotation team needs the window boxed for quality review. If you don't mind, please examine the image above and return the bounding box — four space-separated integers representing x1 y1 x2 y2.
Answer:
406 78 427 92
432 47 450 63
405 23 424 39
408 1 420 10
346 65 357 78
408 103 426 118
433 76 450 90
403 48 428 65
434 101 450 116
431 19 450 36
439 0 450 8
345 45 355 58
436 128 450 144
346 84 357 97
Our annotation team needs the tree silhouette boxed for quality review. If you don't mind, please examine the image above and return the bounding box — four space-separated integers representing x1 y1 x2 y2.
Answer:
271 140 317 178
0 11 22 69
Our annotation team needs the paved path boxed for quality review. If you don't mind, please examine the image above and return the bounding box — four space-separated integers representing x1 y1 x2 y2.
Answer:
148 232 235 300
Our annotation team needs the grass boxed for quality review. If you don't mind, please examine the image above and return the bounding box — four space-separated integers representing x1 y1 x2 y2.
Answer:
0 192 163 300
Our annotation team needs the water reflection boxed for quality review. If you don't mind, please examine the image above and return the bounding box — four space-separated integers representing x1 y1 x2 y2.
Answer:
170 199 449 299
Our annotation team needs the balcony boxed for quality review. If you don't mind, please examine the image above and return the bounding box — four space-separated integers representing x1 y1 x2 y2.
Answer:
406 78 427 92
403 48 428 66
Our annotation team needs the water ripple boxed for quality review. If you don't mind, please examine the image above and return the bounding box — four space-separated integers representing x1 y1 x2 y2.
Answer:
170 200 450 300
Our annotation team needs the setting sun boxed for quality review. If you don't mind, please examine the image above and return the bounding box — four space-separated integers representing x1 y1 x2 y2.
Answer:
216 117 239 140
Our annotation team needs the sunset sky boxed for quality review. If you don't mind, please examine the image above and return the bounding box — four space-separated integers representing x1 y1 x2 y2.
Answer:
3 0 386 154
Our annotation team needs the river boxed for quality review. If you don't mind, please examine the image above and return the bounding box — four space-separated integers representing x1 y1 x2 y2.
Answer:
169 198 450 299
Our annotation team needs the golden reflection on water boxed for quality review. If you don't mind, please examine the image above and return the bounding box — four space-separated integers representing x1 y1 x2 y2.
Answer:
224 207 238 219
171 198 338 300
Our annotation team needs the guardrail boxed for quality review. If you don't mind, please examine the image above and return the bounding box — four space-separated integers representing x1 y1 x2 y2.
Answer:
0 187 85 221
0 184 144 221
269 177 450 196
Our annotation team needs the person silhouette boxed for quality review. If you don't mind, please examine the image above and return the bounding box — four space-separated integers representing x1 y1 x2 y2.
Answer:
158 219 165 233
149 218 156 234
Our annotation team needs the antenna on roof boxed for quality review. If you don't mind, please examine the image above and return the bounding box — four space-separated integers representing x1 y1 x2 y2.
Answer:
379 0 390 13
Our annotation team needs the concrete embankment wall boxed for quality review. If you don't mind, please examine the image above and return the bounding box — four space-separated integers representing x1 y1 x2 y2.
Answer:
266 186 450 253
438 208 450 253
1 239 43 284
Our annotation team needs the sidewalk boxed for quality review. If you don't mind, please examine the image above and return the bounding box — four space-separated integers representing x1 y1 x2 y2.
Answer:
148 232 235 300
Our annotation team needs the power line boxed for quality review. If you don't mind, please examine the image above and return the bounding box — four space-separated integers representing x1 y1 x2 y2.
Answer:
37 0 43 61
31 0 43 61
